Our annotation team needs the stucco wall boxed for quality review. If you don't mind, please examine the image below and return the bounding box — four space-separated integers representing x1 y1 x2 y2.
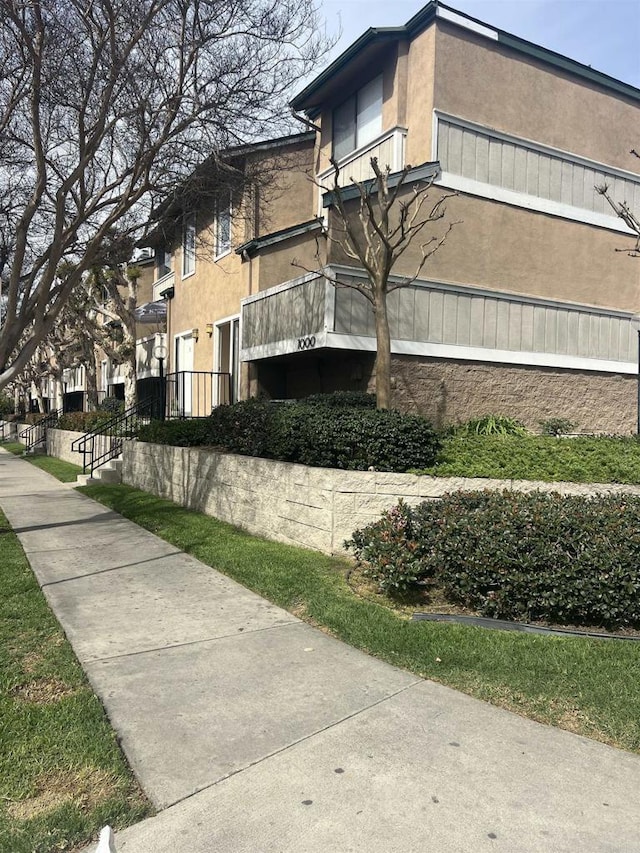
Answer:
122 441 640 555
433 22 640 172
47 429 86 466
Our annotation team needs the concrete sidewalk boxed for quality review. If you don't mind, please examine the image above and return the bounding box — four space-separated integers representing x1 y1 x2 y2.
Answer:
1 448 639 852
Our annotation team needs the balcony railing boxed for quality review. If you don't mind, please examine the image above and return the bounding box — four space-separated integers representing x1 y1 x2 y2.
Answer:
166 371 232 418
316 126 408 193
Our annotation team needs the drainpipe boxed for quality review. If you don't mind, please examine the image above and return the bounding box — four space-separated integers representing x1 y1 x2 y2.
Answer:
290 108 321 134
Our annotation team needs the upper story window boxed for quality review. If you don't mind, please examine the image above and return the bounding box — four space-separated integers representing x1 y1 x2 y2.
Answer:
332 76 383 161
215 190 231 258
155 247 172 279
182 214 196 277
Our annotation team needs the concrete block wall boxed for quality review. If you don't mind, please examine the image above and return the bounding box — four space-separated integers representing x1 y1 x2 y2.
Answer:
122 441 640 555
16 423 30 445
47 429 86 466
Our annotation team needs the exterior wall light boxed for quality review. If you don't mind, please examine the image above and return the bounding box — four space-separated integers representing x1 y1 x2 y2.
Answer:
206 323 214 337
192 328 199 342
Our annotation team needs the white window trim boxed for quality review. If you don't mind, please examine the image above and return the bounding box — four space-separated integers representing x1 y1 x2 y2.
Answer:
432 111 640 235
181 215 196 279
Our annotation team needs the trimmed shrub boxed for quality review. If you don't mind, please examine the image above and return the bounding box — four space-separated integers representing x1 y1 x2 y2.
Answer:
347 490 640 629
346 500 435 593
56 411 106 432
0 393 14 416
137 400 441 472
99 396 125 414
302 391 376 409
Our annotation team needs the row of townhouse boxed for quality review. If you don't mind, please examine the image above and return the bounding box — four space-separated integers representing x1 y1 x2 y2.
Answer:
51 0 640 431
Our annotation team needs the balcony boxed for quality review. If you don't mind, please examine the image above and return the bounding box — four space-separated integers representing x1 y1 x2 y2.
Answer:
316 126 408 192
152 271 175 302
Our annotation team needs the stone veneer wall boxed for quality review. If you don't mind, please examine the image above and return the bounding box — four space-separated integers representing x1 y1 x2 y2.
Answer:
387 356 635 433
16 423 29 444
47 429 86 466
122 441 640 555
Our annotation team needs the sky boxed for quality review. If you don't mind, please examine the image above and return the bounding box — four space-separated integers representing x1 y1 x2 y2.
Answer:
316 0 640 90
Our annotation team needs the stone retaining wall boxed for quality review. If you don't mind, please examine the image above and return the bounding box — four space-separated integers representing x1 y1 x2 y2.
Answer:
122 441 640 555
47 429 85 466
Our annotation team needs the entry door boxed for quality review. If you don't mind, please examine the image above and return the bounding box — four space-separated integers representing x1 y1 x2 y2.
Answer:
215 317 239 404
175 333 194 415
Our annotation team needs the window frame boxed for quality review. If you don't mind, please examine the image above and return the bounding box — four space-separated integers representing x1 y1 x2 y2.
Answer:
214 190 232 259
182 214 196 279
332 75 383 161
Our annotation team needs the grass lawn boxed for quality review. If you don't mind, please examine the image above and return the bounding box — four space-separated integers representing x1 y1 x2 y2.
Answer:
419 433 640 483
79 482 640 755
0 510 151 853
1 443 82 483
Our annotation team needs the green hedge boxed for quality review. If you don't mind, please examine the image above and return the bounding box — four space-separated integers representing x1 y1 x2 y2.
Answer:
56 411 109 432
347 491 640 629
138 399 441 472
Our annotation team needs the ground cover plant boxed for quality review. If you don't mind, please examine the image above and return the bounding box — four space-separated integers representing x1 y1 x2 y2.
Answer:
1 444 82 483
418 433 640 484
347 492 640 630
0 510 150 853
79 483 640 755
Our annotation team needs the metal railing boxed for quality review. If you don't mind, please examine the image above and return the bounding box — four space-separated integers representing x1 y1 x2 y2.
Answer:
166 371 232 418
71 398 156 475
18 409 62 452
0 420 16 441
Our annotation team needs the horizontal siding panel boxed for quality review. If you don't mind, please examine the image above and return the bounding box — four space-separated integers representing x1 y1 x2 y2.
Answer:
438 118 640 219
242 274 634 367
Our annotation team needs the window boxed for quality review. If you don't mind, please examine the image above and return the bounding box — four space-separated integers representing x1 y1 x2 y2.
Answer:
155 247 172 278
182 214 196 277
332 76 383 161
215 191 231 257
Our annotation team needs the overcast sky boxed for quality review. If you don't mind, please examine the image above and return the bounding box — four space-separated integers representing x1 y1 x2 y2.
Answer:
317 0 640 89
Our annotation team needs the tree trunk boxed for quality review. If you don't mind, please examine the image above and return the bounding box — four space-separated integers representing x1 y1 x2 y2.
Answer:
122 353 136 410
54 378 64 411
33 383 45 413
373 288 392 409
85 362 98 411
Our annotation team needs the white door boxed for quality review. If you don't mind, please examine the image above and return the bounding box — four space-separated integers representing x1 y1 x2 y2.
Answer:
175 333 194 415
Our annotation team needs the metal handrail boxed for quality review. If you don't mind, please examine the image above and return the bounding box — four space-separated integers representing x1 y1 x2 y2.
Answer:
18 409 62 452
71 398 156 475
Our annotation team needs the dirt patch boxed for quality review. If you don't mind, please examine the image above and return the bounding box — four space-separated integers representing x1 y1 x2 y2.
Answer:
11 677 76 704
7 768 120 821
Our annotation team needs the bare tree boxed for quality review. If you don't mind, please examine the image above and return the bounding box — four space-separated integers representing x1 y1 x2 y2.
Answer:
0 0 327 389
596 149 640 257
304 158 459 409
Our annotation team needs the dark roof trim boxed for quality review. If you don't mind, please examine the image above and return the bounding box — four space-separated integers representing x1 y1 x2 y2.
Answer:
322 161 440 207
235 218 324 257
290 28 407 116
290 0 640 115
222 130 315 158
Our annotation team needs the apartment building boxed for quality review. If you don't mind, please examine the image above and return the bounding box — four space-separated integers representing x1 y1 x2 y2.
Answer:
149 1 640 431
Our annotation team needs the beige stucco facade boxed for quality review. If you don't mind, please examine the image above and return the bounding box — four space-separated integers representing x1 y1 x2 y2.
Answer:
146 4 640 431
